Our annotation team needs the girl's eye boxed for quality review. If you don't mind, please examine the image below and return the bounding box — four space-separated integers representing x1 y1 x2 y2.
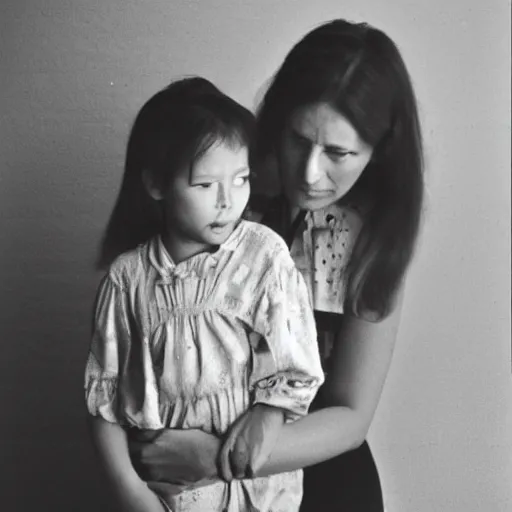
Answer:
195 183 214 189
233 176 249 187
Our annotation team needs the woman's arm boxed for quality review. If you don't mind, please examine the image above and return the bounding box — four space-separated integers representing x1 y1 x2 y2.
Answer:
128 292 403 484
88 416 167 512
256 291 404 477
218 403 285 481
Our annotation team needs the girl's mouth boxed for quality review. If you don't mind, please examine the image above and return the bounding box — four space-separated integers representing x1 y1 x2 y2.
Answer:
209 222 230 233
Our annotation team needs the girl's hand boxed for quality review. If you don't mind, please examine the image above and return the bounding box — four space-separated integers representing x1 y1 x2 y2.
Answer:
128 428 221 486
219 404 284 482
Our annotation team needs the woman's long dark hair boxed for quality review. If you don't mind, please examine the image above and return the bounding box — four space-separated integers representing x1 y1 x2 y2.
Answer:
97 76 254 270
253 19 424 319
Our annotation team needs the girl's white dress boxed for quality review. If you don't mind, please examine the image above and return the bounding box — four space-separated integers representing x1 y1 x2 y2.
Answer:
84 220 324 512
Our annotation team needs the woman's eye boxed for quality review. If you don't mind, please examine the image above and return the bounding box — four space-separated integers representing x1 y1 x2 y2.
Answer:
326 150 349 162
196 183 214 189
233 176 249 186
292 132 310 148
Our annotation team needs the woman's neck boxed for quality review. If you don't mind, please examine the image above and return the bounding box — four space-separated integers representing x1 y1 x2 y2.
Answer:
289 205 301 223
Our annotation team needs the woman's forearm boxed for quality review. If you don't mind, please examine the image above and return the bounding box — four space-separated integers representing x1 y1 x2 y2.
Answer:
88 416 166 512
257 406 367 477
256 298 404 476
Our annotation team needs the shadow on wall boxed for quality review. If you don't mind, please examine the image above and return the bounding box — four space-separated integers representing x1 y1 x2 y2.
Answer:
0 152 121 511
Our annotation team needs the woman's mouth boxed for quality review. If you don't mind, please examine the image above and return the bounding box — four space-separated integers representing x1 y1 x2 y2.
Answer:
300 188 332 199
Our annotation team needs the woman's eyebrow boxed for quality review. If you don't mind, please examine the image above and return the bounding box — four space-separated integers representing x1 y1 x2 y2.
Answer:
291 127 355 153
291 127 311 141
324 143 356 154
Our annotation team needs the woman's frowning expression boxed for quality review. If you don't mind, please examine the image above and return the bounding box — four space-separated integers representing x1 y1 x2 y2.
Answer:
279 102 374 213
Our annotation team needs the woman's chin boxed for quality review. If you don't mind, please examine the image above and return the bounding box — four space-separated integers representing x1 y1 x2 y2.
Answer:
292 193 337 212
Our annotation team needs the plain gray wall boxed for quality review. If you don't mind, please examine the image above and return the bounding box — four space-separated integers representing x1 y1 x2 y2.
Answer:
1 1 510 511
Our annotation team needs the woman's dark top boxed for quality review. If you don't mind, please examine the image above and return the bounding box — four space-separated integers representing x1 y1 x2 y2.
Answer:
250 194 384 512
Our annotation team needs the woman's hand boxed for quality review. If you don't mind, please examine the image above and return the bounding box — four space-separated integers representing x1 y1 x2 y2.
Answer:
128 428 221 487
219 404 284 482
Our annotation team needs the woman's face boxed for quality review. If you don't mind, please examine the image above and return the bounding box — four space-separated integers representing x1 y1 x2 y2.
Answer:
279 102 374 211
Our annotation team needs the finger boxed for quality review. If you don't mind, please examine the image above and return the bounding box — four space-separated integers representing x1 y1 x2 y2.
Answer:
219 412 251 481
230 440 250 479
229 448 244 480
219 436 234 482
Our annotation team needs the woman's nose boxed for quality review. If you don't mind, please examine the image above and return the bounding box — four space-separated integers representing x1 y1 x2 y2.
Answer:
303 146 322 185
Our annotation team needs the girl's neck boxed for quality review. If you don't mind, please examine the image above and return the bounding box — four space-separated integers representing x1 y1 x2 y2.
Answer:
161 232 216 264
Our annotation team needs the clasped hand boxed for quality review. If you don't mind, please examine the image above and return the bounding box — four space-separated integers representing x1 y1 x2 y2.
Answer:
129 404 284 487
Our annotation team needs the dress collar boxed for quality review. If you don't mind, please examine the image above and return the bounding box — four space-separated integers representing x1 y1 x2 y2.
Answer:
261 196 358 247
148 220 246 280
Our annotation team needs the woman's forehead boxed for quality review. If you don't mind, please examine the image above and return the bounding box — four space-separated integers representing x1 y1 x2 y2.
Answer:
288 103 364 150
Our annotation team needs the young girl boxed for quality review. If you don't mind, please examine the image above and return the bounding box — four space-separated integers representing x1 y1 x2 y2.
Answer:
84 77 324 512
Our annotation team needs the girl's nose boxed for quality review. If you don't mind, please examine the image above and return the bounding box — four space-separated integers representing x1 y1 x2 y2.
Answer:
217 183 231 210
303 145 322 185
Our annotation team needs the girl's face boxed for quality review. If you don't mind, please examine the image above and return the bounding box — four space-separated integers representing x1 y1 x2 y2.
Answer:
150 140 250 262
279 102 374 213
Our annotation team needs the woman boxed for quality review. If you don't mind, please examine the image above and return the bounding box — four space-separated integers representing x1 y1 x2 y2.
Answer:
128 19 424 511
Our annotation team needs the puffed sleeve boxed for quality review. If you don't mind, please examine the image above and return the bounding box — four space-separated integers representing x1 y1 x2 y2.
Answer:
84 273 161 428
250 249 324 421
84 274 126 423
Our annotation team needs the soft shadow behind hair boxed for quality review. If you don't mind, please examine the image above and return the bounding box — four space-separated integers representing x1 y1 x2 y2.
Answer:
97 77 254 270
253 19 424 320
